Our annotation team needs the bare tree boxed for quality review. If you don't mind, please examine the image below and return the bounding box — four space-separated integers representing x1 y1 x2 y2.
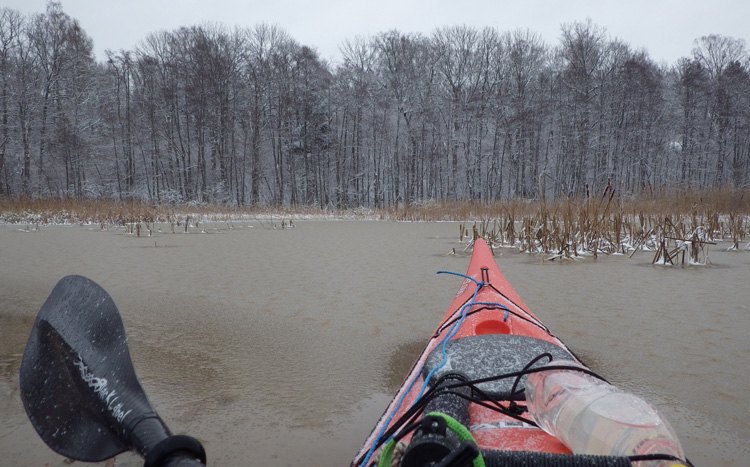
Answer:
500 28 547 197
688 36 750 188
558 19 608 193
0 8 23 193
693 35 747 80
27 2 83 193
375 30 436 204
338 35 378 207
1 3 747 205
433 25 485 199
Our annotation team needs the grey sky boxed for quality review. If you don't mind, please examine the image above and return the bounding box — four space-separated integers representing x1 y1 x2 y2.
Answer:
4 0 749 65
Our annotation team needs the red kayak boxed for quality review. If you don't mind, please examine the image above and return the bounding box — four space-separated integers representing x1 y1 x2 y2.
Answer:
352 238 688 467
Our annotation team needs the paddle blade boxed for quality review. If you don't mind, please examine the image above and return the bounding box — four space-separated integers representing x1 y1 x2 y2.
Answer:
20 275 157 462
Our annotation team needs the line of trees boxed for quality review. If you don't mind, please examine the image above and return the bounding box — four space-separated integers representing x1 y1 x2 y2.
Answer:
1 3 749 207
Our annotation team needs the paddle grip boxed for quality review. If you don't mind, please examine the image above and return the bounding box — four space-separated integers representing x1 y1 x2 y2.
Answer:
144 435 207 467
133 417 206 466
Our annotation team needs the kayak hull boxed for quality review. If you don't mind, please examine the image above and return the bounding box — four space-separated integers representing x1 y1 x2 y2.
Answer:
352 238 580 466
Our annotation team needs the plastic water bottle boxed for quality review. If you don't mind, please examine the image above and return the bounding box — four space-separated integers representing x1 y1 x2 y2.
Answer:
524 359 685 466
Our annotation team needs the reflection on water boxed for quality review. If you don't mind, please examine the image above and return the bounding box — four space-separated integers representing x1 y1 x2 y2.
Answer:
0 314 27 438
383 338 431 394
1 221 748 466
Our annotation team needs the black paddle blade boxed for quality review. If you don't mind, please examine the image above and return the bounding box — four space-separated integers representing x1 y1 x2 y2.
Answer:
20 275 158 462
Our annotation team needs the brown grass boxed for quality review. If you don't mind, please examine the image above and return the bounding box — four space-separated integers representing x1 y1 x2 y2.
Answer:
385 187 749 261
0 197 328 227
2 188 748 223
2 189 748 256
385 188 750 221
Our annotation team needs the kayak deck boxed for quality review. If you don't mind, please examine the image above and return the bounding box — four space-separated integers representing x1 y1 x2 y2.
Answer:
352 238 580 466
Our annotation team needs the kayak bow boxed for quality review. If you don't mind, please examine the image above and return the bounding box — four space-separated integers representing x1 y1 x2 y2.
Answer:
352 238 687 467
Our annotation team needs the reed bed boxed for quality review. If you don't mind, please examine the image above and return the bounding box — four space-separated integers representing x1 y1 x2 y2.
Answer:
444 188 750 264
2 189 749 261
1 198 317 234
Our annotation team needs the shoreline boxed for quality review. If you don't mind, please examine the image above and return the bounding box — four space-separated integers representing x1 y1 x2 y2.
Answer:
3 193 749 263
2 189 750 225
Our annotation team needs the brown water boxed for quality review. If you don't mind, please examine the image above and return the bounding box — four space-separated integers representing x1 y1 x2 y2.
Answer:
0 221 748 466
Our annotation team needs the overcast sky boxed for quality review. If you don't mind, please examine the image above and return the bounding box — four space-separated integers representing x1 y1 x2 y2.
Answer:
4 0 749 65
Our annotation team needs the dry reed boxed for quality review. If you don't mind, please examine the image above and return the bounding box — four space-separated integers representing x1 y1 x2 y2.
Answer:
432 188 749 263
1 189 748 262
